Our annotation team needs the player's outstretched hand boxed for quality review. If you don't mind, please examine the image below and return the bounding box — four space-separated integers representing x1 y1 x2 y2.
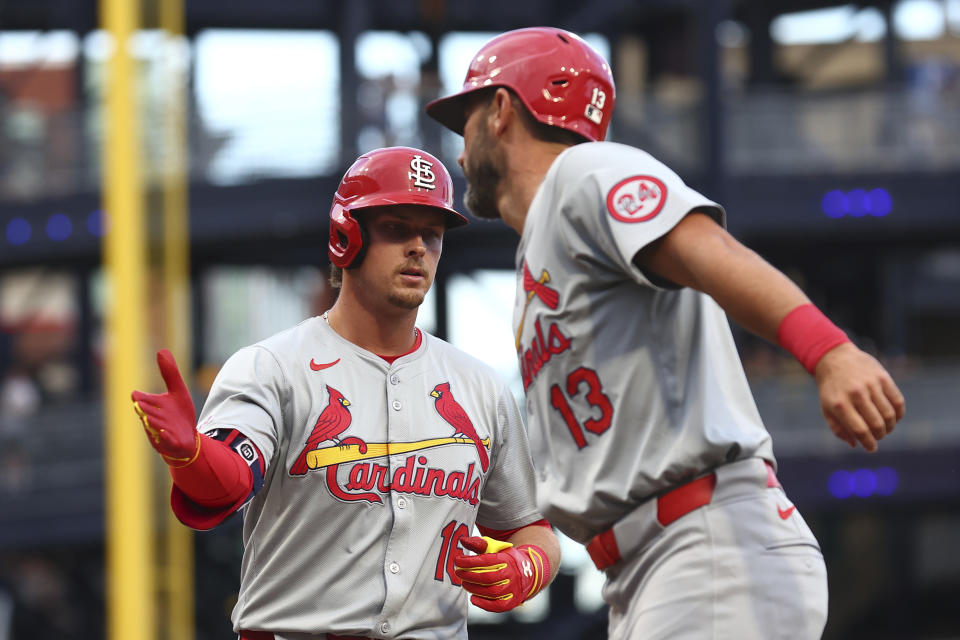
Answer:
453 536 549 613
814 342 905 452
131 349 199 466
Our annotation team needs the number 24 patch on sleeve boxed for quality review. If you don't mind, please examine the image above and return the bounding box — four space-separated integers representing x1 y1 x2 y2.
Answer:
606 175 667 223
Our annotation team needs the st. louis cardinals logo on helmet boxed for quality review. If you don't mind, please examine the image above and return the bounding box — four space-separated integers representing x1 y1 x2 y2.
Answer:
408 155 437 190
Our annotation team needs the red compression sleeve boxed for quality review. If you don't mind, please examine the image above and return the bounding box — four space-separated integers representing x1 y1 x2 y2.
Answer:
169 434 253 508
777 303 851 374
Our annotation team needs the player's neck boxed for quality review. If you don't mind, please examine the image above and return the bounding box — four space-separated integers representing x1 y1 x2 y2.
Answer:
500 140 567 234
325 296 419 356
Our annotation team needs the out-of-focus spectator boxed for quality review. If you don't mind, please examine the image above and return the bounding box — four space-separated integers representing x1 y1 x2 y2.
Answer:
0 342 41 496
0 441 31 495
0 580 13 640
906 57 960 160
0 370 40 428
0 553 101 640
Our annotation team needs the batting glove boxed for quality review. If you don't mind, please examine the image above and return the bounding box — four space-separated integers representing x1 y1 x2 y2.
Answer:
454 535 550 613
131 349 200 467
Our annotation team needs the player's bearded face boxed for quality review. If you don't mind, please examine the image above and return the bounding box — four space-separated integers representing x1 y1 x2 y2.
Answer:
462 118 505 220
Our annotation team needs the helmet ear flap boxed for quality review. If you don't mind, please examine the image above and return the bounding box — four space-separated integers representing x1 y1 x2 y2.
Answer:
328 206 367 269
344 219 369 269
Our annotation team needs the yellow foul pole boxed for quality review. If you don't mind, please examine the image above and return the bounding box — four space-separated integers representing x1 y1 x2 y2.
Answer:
159 0 195 637
101 0 157 639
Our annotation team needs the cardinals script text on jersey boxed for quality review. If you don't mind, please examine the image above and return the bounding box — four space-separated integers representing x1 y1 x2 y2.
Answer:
289 382 491 505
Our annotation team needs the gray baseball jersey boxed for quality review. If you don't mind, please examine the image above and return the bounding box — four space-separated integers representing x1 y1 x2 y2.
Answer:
514 141 775 544
195 316 542 638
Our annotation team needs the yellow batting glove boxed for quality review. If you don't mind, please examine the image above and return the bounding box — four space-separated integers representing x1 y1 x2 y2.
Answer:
453 535 550 613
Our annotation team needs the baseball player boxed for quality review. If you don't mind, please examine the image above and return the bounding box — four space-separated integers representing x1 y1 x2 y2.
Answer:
427 28 906 639
130 146 560 640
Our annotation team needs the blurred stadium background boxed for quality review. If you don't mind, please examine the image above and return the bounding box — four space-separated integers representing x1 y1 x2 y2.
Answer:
0 1 959 639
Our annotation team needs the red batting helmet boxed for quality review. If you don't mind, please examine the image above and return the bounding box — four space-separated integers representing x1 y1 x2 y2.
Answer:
328 146 467 268
426 27 615 142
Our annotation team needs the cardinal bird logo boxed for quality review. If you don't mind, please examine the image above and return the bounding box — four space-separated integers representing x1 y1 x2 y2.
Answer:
290 385 352 476
430 382 489 472
522 262 559 310
516 262 561 349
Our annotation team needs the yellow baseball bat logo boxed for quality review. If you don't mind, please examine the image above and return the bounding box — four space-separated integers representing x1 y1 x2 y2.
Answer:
307 436 491 469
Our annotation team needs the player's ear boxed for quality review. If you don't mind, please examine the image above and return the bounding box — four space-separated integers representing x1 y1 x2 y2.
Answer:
491 88 514 136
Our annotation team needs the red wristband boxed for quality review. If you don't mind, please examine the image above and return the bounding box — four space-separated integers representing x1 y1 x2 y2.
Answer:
517 544 551 600
777 304 850 374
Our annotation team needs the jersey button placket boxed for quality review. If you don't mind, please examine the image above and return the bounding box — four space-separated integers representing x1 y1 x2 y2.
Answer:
382 370 412 637
382 377 408 630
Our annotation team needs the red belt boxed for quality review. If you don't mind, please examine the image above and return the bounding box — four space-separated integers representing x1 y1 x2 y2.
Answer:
585 462 781 571
240 633 369 640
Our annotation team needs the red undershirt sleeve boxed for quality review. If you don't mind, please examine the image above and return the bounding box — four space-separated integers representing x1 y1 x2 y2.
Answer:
477 518 553 540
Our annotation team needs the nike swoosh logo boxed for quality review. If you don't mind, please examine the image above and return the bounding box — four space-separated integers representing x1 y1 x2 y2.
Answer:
310 358 340 371
777 505 796 520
